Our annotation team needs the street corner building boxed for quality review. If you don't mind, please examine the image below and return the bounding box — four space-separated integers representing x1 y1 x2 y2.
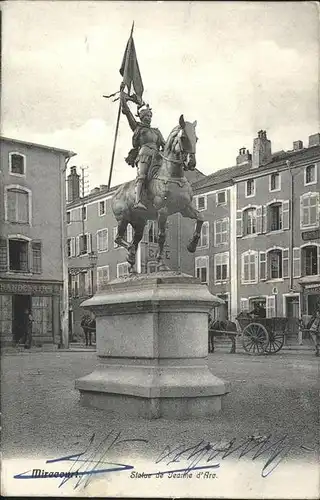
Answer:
0 137 76 348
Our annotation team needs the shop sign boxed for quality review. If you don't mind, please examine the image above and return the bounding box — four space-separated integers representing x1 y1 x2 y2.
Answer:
302 229 320 241
0 281 61 295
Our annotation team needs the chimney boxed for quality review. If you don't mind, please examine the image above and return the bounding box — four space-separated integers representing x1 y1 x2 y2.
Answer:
252 130 272 168
236 147 252 166
67 166 80 202
308 133 320 147
293 140 303 151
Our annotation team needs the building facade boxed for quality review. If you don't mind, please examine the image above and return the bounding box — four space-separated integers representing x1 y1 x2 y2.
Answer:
192 131 320 325
0 137 75 346
66 167 203 338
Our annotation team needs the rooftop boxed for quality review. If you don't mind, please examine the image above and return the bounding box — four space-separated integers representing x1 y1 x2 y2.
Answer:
1 136 76 157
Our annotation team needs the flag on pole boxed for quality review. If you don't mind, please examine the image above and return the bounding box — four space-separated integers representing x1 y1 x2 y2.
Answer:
119 23 144 100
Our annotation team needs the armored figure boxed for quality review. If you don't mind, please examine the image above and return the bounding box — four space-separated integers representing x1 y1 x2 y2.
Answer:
120 90 165 210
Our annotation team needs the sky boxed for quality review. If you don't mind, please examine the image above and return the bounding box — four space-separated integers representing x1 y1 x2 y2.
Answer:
2 1 319 191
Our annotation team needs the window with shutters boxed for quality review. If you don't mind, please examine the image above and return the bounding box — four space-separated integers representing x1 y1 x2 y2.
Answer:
241 251 258 284
0 239 8 271
6 187 30 223
293 247 301 278
117 262 129 278
266 296 276 318
194 195 207 211
282 249 289 278
245 179 255 197
198 221 209 249
267 203 282 231
78 233 91 255
269 173 281 192
195 255 209 284
9 238 29 272
259 252 266 280
216 191 226 206
304 164 317 186
99 200 106 216
32 241 42 273
267 249 283 279
301 245 319 276
214 252 229 284
9 152 26 176
236 210 243 237
300 193 319 227
97 266 110 291
97 229 108 252
243 208 257 236
214 218 229 246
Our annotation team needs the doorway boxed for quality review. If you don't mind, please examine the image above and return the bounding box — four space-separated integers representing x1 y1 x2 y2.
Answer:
285 295 300 340
12 295 31 344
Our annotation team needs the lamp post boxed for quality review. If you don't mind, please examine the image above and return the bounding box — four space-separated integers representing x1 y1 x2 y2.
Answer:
88 251 98 296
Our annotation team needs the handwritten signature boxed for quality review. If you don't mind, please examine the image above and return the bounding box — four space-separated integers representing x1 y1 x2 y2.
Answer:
13 430 316 488
14 429 148 490
154 433 295 478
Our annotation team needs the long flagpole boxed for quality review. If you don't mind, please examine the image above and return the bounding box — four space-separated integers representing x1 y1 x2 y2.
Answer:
107 100 121 190
107 22 134 191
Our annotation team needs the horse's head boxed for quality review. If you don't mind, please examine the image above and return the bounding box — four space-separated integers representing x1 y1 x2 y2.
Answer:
166 115 198 171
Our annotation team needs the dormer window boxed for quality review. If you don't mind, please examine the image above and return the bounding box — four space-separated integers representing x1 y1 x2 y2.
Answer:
9 153 26 176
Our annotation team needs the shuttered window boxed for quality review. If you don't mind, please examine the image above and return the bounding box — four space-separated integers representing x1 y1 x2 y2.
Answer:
0 239 8 271
6 188 29 223
97 229 108 252
282 249 289 278
32 241 42 274
259 252 266 280
293 247 301 278
266 296 276 318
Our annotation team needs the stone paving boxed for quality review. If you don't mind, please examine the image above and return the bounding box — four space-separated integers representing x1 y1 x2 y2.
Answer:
2 350 319 461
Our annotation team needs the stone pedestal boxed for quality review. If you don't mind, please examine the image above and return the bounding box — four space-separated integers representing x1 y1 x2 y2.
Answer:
75 272 230 419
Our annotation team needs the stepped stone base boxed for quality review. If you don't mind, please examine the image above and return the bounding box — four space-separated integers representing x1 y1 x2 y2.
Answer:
75 272 230 419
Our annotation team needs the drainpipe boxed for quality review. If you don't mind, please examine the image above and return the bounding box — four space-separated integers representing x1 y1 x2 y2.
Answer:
61 153 76 348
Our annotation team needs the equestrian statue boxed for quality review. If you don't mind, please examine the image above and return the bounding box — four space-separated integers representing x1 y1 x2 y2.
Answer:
111 88 204 272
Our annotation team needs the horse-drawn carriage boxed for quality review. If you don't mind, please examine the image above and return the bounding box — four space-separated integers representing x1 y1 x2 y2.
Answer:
208 312 287 356
209 309 320 356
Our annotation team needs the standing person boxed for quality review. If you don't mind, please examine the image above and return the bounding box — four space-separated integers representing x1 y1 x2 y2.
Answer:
308 308 320 357
24 309 33 349
80 314 90 347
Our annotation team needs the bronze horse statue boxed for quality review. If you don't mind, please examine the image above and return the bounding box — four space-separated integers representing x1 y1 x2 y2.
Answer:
111 115 204 270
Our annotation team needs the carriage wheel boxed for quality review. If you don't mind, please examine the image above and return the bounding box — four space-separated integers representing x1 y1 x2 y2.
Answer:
242 323 269 355
265 332 285 354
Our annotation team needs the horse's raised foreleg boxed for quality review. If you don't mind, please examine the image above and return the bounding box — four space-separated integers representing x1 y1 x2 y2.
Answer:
180 205 204 253
127 222 145 273
156 211 170 271
114 219 130 250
